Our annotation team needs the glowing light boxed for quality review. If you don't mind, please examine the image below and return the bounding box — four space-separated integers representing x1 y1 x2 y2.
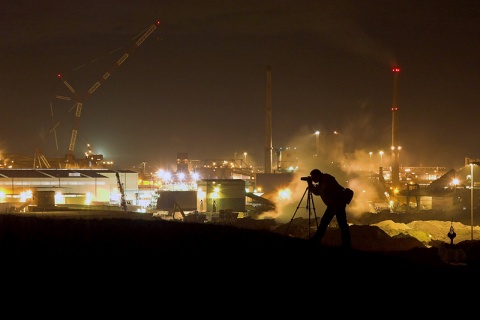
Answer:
85 192 93 205
20 192 28 202
55 191 64 204
191 172 200 181
178 172 186 181
211 186 221 199
277 188 292 201
156 169 172 182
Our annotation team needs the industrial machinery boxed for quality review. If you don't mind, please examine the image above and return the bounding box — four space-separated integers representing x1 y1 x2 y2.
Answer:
116 172 128 212
33 147 51 169
52 20 161 167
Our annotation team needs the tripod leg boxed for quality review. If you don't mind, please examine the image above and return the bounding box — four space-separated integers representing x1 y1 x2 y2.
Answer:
308 191 319 228
284 187 309 236
306 190 319 238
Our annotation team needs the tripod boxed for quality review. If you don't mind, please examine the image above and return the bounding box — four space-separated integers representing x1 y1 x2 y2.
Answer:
284 186 319 237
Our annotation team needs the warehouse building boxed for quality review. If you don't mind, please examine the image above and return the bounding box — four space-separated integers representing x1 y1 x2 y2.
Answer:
0 168 138 212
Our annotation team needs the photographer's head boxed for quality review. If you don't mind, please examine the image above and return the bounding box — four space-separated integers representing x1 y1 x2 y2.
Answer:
310 169 323 182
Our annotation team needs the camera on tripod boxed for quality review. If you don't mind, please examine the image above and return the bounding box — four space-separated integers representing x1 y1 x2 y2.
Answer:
285 175 318 236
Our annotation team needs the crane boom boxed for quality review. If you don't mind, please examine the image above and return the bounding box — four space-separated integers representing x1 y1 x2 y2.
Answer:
58 20 161 167
34 147 51 169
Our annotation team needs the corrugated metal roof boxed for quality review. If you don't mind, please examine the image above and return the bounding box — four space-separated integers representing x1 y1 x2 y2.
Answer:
0 169 136 179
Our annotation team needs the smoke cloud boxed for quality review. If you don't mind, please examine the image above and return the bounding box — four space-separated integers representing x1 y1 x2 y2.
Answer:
258 125 390 224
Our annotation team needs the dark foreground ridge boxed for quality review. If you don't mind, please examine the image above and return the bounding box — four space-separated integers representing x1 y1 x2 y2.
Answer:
0 213 478 282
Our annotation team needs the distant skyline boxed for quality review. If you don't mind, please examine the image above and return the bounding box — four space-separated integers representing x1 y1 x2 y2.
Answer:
1 1 480 171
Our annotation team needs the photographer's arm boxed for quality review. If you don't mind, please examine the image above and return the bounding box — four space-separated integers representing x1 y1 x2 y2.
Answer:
308 179 320 195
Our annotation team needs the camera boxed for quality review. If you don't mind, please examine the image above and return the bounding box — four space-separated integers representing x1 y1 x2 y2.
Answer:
300 176 312 182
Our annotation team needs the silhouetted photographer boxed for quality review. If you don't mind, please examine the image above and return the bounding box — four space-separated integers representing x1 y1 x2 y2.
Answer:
306 169 353 249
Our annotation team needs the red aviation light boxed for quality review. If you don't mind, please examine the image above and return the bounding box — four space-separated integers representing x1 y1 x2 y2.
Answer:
155 20 161 26
392 67 400 72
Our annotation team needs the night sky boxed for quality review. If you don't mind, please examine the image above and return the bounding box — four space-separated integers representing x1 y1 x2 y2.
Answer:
1 0 480 171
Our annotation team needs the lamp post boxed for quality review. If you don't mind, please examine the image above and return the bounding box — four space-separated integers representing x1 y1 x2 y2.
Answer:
397 146 402 165
379 151 384 168
369 151 372 171
471 163 474 240
244 152 247 165
315 131 320 156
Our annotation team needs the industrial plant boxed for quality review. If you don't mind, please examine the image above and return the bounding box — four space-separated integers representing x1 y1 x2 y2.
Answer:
0 38 478 221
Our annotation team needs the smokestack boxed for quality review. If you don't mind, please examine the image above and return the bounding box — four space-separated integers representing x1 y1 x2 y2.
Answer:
391 66 400 188
265 66 273 173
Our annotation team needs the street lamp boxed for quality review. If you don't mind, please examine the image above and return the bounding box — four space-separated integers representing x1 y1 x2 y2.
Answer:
369 152 372 171
379 151 384 168
471 163 475 240
315 131 320 156
397 146 402 166
244 152 247 165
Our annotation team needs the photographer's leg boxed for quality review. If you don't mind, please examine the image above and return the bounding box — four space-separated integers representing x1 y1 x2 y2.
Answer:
336 206 351 249
310 207 335 244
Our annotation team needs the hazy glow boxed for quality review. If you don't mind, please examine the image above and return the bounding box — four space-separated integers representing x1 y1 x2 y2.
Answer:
156 170 172 182
110 188 120 205
277 188 292 201
55 191 64 204
85 192 92 205
14 190 32 201
211 186 221 199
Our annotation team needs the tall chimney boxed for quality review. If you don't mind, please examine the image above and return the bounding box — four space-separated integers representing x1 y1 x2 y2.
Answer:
391 66 400 189
265 66 273 173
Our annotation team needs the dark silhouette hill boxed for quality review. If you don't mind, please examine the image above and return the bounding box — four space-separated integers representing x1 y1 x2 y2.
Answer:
1 212 478 283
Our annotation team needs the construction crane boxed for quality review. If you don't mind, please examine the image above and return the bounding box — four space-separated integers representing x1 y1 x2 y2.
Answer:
55 20 161 167
116 172 128 212
33 147 51 169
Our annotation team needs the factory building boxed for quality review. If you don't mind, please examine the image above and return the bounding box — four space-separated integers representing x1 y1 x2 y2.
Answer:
196 179 246 214
0 168 138 213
